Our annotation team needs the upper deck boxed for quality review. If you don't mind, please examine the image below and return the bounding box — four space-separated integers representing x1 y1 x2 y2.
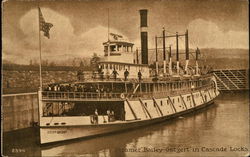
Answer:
41 74 215 102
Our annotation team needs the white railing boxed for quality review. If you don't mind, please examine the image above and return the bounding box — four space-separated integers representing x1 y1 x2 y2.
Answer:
42 84 213 101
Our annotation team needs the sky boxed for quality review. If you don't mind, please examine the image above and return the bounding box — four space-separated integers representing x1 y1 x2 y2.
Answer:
2 0 249 64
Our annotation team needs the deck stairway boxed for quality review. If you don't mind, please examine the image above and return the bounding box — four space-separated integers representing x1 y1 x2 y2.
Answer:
213 69 249 91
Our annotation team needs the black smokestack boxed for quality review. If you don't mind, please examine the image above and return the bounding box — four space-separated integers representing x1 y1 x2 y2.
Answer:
139 9 148 65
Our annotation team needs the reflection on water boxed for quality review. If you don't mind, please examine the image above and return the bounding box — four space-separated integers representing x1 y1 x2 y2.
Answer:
3 92 249 157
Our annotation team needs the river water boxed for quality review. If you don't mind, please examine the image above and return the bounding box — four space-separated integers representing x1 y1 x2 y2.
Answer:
3 92 249 157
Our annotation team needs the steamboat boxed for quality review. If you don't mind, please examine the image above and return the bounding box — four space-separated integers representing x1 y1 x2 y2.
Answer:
38 9 220 144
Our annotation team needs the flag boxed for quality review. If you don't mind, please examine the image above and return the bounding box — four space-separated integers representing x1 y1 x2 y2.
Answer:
39 7 53 39
110 33 123 40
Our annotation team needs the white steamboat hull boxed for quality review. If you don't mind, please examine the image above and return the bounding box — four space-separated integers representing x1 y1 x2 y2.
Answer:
40 89 218 144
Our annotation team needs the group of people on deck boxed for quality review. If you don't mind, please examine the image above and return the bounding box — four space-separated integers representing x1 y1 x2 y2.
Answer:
92 109 116 124
111 68 142 81
44 83 100 93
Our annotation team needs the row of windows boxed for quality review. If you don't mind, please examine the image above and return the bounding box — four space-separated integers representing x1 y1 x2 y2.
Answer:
143 94 201 108
100 64 130 71
104 45 133 52
100 63 145 72
152 79 210 91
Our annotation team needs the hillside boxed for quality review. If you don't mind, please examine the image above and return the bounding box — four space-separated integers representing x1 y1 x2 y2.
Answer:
147 48 249 69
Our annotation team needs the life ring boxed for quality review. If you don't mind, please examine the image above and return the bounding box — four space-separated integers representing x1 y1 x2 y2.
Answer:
120 93 125 99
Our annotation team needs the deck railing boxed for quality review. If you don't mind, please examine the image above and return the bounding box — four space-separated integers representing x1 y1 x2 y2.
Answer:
41 84 213 101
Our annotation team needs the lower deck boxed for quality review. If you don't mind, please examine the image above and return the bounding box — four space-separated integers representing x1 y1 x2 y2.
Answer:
39 88 219 144
39 86 219 127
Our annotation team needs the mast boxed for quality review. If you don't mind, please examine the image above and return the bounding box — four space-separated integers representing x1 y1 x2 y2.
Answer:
107 8 110 57
184 29 189 75
162 27 166 74
195 47 200 75
108 8 110 41
155 36 158 75
168 45 172 75
176 32 179 75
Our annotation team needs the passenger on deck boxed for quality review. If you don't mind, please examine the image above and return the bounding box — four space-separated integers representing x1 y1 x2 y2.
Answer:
94 109 99 124
106 87 111 98
54 84 58 91
100 87 104 98
110 111 115 122
48 85 52 91
112 68 119 80
138 70 142 81
107 110 111 122
124 69 129 81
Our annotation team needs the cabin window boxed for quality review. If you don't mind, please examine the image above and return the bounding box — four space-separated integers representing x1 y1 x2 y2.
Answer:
187 96 191 101
172 99 175 104
178 98 179 103
110 45 116 51
167 100 169 104
145 103 147 107
118 45 122 51
161 101 163 106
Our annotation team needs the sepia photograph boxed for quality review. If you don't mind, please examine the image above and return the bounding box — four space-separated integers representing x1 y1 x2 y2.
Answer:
2 0 249 156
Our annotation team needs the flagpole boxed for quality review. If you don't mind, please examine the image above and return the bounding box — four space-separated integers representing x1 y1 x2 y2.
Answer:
108 8 109 41
38 6 43 90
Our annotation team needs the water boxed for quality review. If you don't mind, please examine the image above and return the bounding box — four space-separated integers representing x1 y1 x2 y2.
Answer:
3 92 249 157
